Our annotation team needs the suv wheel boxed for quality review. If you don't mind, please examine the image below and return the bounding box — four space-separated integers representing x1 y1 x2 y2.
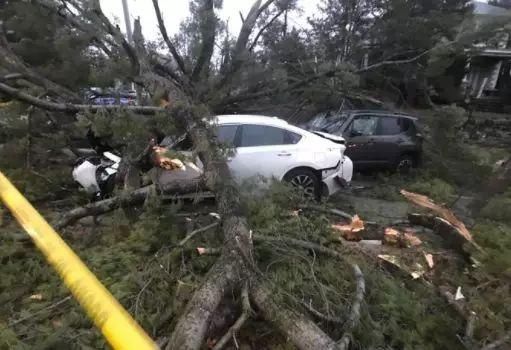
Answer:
396 155 415 173
284 168 321 200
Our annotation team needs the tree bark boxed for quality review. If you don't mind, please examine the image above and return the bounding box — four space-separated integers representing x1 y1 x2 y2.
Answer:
251 284 339 350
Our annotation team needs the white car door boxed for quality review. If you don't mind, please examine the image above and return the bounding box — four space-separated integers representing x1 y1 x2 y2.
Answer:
228 124 302 181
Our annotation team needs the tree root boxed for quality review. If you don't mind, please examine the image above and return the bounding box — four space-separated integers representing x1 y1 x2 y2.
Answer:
212 283 253 350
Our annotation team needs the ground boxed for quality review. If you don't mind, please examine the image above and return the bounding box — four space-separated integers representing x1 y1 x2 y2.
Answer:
0 109 510 349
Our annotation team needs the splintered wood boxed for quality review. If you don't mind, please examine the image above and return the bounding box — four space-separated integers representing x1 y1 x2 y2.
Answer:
332 215 365 241
400 190 474 243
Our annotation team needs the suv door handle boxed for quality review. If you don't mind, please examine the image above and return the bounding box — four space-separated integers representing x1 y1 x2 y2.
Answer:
278 151 292 157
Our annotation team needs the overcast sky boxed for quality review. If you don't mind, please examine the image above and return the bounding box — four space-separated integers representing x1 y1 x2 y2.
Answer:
100 0 318 41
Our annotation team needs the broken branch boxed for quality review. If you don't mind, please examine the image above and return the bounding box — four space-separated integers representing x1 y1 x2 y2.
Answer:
337 264 365 350
178 222 219 247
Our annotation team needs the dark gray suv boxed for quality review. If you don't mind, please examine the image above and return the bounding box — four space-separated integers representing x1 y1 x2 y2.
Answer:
304 110 423 171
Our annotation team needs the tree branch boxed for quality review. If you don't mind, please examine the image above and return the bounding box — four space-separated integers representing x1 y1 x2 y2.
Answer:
481 331 511 350
249 9 285 52
191 0 217 82
55 179 206 230
357 48 434 73
152 0 188 76
0 82 164 115
337 264 365 350
251 284 339 350
215 0 275 90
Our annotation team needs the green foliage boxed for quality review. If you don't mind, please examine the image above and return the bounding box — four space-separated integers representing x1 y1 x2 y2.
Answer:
0 197 195 349
474 221 511 275
359 270 464 350
1 1 92 89
480 190 511 225
408 177 456 203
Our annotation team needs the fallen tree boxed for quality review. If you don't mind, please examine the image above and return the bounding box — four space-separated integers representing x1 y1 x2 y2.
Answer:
0 1 367 349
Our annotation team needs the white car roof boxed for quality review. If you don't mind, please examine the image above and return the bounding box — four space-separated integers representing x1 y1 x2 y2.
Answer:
215 115 290 128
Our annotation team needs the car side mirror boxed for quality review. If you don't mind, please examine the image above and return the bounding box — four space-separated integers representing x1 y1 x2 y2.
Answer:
350 130 362 137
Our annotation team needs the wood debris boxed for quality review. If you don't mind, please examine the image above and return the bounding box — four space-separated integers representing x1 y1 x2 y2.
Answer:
423 253 434 269
378 254 426 279
401 190 482 253
152 146 185 170
383 227 422 248
29 294 43 301
332 215 365 241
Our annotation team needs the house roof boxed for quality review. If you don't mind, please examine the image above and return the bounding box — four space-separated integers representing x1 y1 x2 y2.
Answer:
473 1 510 16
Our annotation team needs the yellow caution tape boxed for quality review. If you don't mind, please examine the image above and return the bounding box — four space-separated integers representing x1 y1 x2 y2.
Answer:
0 171 158 350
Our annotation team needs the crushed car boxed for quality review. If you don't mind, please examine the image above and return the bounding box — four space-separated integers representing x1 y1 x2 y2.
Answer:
72 115 353 200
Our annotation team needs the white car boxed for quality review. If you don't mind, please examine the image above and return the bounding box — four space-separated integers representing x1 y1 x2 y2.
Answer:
163 115 353 198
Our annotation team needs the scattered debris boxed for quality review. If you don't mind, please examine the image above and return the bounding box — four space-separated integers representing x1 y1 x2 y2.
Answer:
408 213 479 254
290 209 302 217
153 147 186 170
29 294 43 301
378 254 426 279
383 227 422 248
332 215 365 241
423 253 435 269
455 287 465 301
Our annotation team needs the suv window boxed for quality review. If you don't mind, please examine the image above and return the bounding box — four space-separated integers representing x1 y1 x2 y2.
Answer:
216 125 238 146
400 118 415 133
377 117 401 135
350 116 379 136
239 125 301 147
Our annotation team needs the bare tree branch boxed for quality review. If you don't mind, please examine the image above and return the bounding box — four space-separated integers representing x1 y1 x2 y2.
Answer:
357 47 437 73
0 82 165 115
63 0 141 77
191 0 217 82
239 11 245 23
337 264 365 350
249 9 286 52
152 0 188 76
215 0 275 90
55 179 206 230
